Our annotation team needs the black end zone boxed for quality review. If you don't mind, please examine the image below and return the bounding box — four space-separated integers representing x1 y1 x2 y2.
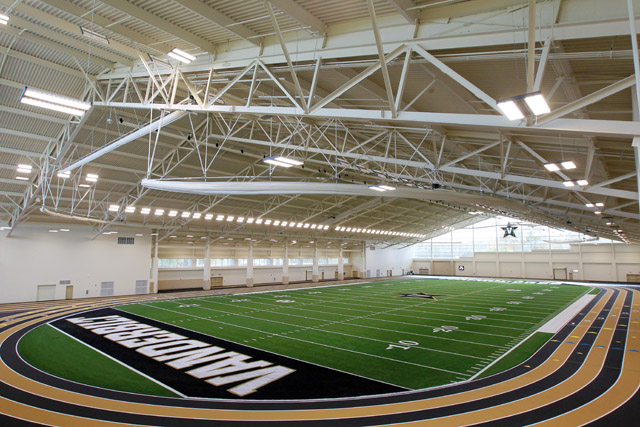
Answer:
50 308 404 400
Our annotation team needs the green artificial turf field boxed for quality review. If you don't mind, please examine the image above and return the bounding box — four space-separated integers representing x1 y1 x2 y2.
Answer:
20 277 591 395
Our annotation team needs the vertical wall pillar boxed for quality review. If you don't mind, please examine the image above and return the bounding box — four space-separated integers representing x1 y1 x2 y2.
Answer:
282 240 289 284
247 241 254 287
338 244 344 280
151 237 159 294
312 242 319 282
203 236 211 290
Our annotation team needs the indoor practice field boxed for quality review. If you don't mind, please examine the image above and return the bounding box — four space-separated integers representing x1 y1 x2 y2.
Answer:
19 277 593 399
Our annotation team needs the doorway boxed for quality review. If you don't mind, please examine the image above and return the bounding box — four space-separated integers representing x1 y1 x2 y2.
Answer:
36 285 56 301
65 285 73 300
553 268 568 280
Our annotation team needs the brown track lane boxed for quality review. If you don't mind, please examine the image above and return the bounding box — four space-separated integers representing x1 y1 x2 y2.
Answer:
532 288 640 426
396 287 628 425
0 287 627 425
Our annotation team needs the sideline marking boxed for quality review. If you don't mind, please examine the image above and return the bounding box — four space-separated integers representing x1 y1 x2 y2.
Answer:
47 323 187 398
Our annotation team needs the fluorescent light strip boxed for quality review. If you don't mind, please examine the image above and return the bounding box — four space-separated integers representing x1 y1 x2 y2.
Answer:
168 48 196 64
0 14 9 25
263 158 294 168
80 26 109 45
497 100 524 120
20 97 87 117
21 88 90 115
524 93 550 115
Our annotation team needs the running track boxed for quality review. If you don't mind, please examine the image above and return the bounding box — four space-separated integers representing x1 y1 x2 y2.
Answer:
0 283 637 426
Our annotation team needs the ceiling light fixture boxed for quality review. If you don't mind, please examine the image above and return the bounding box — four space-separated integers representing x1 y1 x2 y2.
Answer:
369 184 395 192
57 171 70 179
595 202 604 207
205 214 213 220
15 176 28 181
497 91 550 120
86 173 99 182
192 213 201 219
108 204 119 212
262 156 303 168
125 206 136 213
141 208 151 215
80 26 109 45
167 48 196 64
168 210 178 217
154 209 164 215
182 212 191 218
17 164 32 174
544 161 576 171
0 14 9 25
20 87 91 116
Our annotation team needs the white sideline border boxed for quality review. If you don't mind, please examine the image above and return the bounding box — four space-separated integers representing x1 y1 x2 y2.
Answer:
537 294 596 333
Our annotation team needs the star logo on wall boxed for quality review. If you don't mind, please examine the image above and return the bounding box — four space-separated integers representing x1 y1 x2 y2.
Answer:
502 223 518 238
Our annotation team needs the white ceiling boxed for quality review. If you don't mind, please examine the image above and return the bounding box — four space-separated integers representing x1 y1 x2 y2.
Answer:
0 0 638 247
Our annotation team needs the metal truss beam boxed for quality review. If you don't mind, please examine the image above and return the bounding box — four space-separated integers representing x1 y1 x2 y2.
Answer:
268 0 325 35
93 102 640 138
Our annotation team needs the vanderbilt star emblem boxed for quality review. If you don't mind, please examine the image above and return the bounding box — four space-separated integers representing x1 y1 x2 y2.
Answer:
400 293 444 300
502 223 518 238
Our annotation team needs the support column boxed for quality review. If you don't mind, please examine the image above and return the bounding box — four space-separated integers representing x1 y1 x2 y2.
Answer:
312 242 319 282
338 244 344 280
246 241 254 287
282 240 289 285
150 237 159 294
203 235 211 290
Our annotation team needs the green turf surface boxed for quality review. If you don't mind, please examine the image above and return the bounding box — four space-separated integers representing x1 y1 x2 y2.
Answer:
476 331 553 379
115 278 589 390
18 324 179 397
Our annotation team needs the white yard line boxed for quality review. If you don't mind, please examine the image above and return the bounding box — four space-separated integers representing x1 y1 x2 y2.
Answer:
135 303 467 376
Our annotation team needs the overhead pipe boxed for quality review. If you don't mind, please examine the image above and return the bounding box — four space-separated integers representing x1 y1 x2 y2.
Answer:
61 110 187 173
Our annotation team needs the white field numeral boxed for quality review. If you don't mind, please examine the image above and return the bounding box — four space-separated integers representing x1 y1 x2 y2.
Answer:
386 340 419 350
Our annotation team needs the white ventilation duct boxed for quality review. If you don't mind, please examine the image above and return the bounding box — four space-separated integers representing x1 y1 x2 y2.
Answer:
61 110 187 173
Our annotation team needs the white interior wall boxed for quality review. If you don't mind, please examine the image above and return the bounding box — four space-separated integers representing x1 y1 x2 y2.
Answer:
0 223 152 303
414 243 640 282
364 244 414 278
158 244 353 289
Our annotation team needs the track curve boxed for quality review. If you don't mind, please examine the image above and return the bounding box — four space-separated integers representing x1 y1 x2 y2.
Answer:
0 284 637 426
